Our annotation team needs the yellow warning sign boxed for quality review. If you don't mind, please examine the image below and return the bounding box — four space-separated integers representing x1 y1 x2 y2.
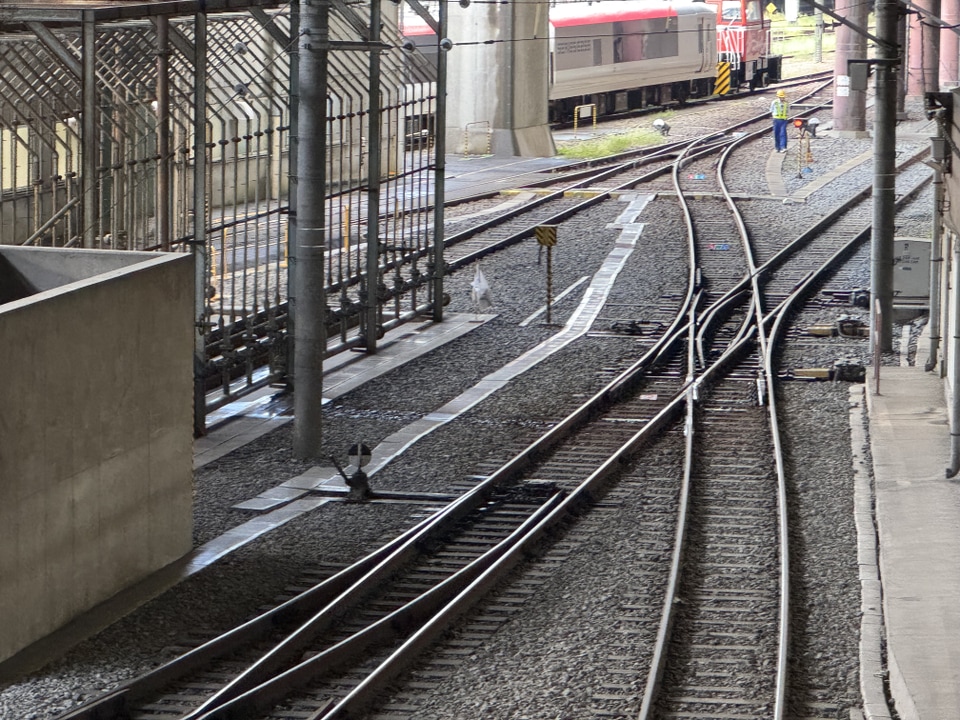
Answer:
713 62 731 96
535 225 558 247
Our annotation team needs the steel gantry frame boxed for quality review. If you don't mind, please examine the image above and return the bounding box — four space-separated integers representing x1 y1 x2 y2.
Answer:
0 0 443 438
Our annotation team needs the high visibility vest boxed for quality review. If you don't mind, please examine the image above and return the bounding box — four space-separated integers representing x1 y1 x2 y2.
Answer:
771 100 789 120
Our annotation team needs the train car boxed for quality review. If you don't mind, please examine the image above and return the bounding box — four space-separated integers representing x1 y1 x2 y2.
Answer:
548 0 718 121
400 0 782 125
714 0 782 90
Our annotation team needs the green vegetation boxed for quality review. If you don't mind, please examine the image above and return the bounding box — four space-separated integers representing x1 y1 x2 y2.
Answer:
556 121 669 159
769 15 839 60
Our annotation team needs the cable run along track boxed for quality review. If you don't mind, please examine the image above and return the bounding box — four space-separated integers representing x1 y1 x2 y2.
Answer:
58 86 932 720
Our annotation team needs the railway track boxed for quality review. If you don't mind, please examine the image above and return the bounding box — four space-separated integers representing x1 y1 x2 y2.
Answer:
59 80 934 720
201 76 836 406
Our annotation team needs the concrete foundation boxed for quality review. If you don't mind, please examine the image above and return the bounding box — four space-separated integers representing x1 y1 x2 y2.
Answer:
0 246 194 664
446 1 556 158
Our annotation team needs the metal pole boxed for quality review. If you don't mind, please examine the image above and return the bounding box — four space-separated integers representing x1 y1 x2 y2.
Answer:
897 12 907 115
546 245 552 325
156 16 171 251
293 0 329 458
432 1 448 323
193 11 209 437
942 230 952 377
814 9 823 63
81 11 97 249
365 0 382 351
874 299 882 395
287 0 300 387
871 0 899 353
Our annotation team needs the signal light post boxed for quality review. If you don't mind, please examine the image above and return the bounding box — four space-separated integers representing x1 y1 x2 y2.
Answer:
536 225 558 325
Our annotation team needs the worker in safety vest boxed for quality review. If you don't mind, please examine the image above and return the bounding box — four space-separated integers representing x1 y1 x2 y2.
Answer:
770 89 789 153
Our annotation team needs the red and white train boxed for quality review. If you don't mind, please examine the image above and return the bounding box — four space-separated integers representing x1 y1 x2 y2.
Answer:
401 0 782 123
549 0 781 120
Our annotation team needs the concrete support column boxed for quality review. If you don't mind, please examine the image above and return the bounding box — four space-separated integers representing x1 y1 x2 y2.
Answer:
941 0 959 86
908 0 940 95
446 0 554 157
833 0 868 135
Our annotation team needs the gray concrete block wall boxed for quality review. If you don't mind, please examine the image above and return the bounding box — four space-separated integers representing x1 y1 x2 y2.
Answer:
0 249 195 663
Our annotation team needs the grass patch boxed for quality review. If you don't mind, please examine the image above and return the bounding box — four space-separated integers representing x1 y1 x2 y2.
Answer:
769 15 843 59
556 125 665 159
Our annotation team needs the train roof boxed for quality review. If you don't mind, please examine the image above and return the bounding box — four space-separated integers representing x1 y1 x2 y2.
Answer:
549 0 714 27
400 14 434 37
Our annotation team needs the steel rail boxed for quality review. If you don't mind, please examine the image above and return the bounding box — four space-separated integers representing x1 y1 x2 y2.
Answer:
55 479 521 720
202 78 837 415
634 148 932 720
182 491 568 720
69 83 900 720
637 126 767 720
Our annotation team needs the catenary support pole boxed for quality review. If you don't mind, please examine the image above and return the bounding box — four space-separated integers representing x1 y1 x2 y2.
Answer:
432 1 448 323
81 11 97 249
156 16 171 252
287 0 300 388
193 11 209 437
872 0 899 354
294 0 329 458
365 0 382 350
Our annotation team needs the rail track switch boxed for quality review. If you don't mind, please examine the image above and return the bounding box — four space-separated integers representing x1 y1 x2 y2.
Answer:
805 316 868 338
837 316 869 337
791 361 865 382
330 444 373 502
805 323 837 337
833 361 866 382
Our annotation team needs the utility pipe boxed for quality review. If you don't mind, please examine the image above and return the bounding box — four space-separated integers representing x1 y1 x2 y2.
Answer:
927 159 944 371
947 230 960 476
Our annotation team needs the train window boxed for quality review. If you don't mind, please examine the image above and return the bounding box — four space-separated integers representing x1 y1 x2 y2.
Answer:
745 0 761 20
721 1 741 21
644 18 679 58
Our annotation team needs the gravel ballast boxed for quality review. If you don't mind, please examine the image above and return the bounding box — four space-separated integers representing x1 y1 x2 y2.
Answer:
0 96 936 720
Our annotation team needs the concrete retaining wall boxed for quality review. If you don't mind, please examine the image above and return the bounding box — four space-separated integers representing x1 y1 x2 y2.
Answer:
0 247 194 663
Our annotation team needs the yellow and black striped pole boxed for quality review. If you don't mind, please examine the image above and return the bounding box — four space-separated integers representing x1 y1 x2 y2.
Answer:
714 62 732 95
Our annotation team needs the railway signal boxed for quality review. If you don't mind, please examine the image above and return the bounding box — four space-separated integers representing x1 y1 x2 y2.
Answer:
536 226 559 324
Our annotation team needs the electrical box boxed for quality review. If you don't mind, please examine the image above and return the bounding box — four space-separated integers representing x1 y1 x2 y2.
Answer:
893 237 931 304
849 62 869 91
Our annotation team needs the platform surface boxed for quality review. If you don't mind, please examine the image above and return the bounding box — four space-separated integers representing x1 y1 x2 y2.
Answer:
866 344 960 720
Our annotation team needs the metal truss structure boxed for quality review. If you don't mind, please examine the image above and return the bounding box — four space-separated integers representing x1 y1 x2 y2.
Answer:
0 0 441 435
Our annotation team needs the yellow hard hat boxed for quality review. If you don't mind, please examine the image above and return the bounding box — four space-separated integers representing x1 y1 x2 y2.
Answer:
777 90 786 98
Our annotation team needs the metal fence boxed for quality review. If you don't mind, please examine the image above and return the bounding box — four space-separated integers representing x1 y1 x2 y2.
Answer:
0 0 440 434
